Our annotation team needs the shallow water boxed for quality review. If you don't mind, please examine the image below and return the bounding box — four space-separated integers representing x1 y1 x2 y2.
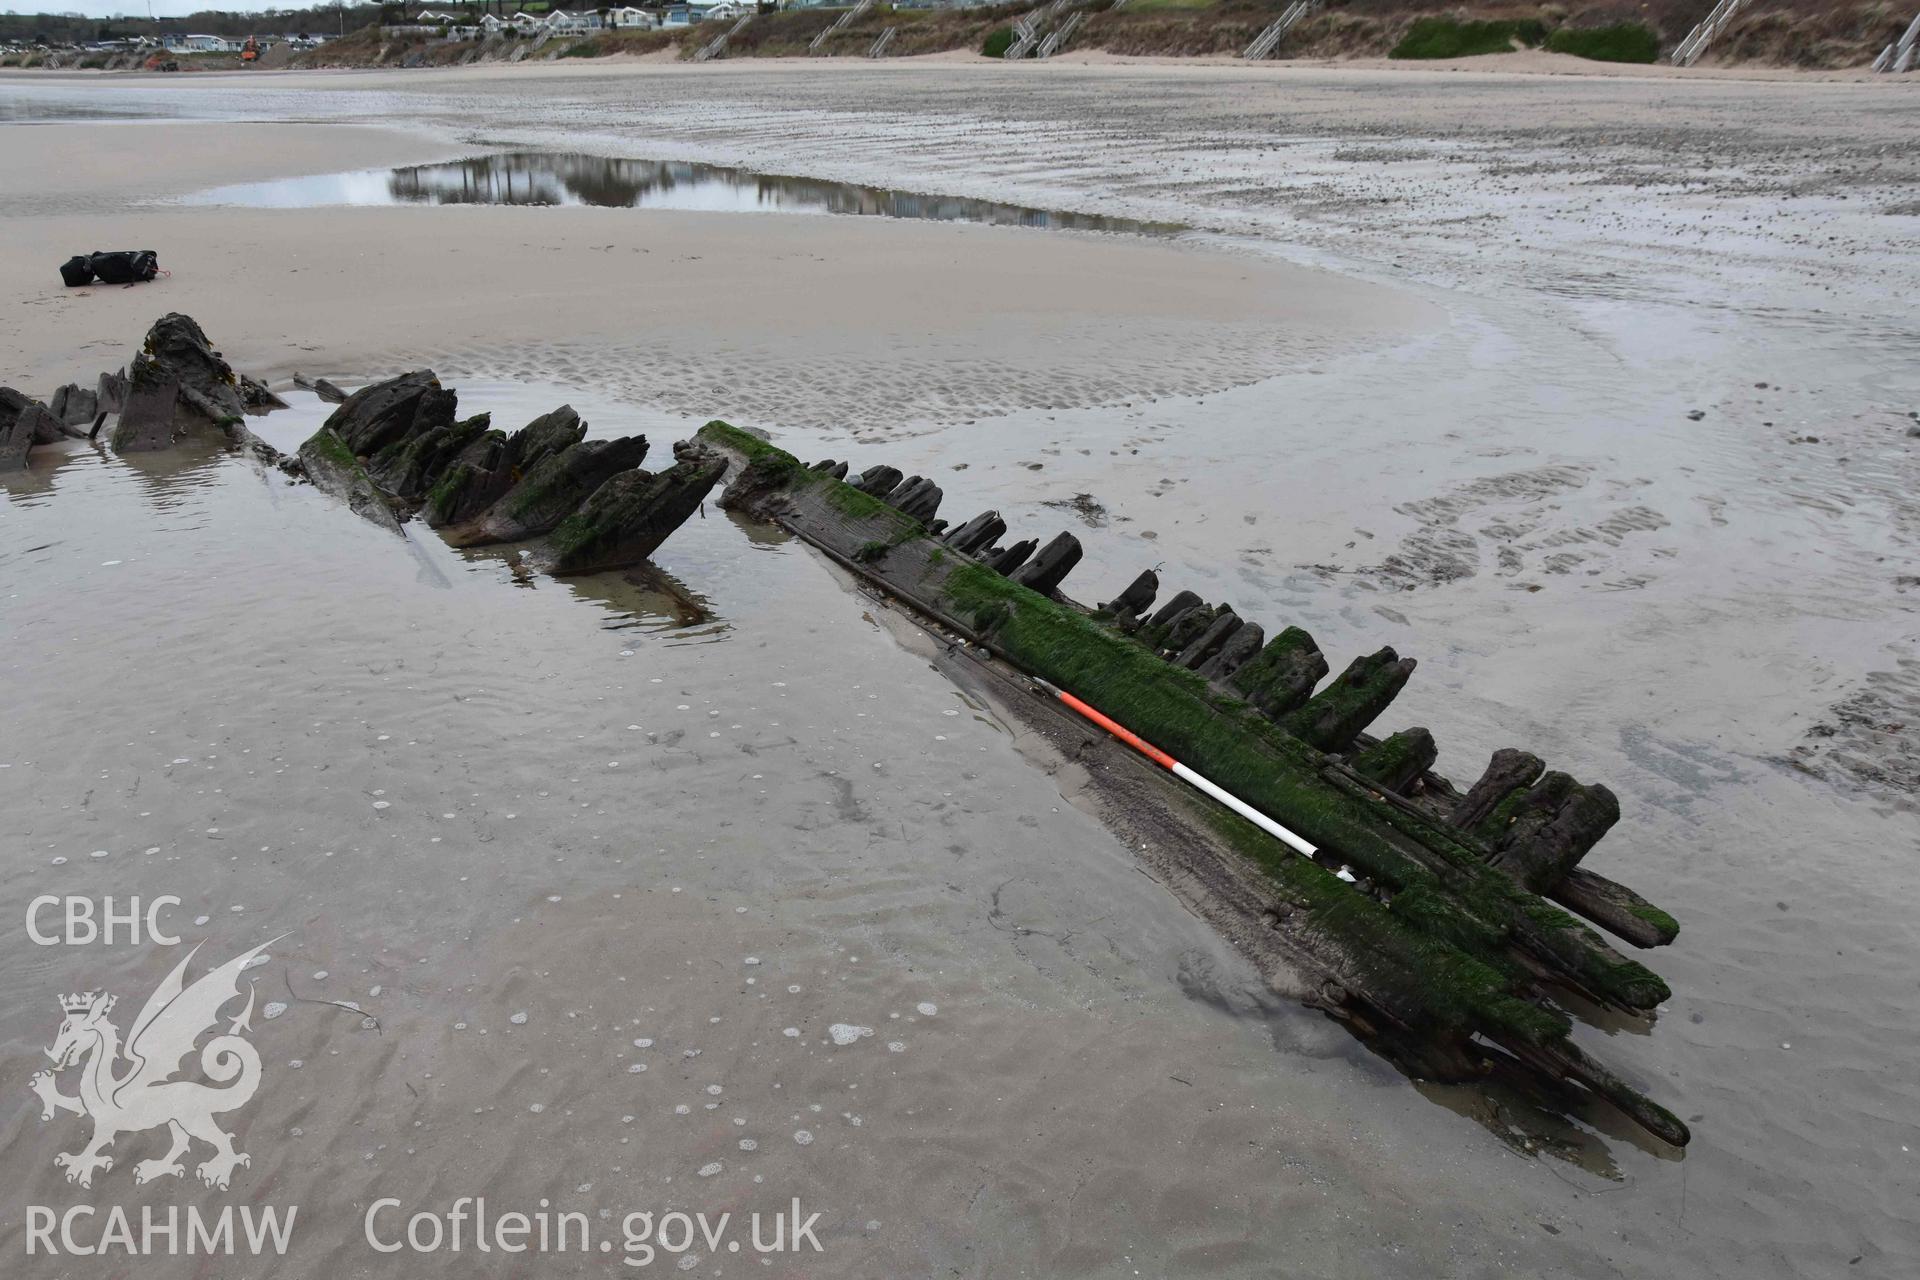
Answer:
178 150 1185 235
3 66 1918 1278
2 422 1642 1278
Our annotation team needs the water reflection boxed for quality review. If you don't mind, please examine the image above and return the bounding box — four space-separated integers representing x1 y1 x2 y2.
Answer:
0 439 90 503
0 98 161 124
1 435 232 514
110 435 231 509
562 561 725 638
462 538 725 639
183 151 1184 235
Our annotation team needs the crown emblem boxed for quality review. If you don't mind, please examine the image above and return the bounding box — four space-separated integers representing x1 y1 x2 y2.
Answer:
60 992 110 1015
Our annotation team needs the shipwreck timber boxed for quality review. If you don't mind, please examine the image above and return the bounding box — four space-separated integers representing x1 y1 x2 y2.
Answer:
702 421 1690 1149
4 316 725 580
305 366 727 574
7 317 1691 1149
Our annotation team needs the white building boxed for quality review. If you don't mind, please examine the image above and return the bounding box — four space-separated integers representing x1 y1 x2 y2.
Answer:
163 33 238 53
546 9 606 33
608 6 658 28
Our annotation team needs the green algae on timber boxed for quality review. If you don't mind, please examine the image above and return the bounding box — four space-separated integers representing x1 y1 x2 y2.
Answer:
369 413 495 503
939 561 1670 1012
940 563 1567 1043
696 424 1688 1140
1281 648 1417 752
296 424 406 535
768 441 1681 1020
853 521 923 565
1351 728 1438 794
1630 900 1681 939
699 421 917 533
480 433 654 543
1190 800 1567 1046
700 420 790 464
302 424 358 470
544 449 729 575
424 433 507 526
936 564 1628 1051
943 571 1476 880
1229 625 1327 717
827 482 914 526
700 427 1673 1015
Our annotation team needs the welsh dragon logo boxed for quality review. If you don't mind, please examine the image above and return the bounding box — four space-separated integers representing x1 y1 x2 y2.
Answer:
30 939 280 1191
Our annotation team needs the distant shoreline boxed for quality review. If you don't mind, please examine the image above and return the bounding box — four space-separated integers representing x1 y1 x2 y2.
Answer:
2 45 1907 86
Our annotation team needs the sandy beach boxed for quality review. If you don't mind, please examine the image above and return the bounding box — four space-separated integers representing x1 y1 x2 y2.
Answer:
2 57 1916 1279
0 121 1434 430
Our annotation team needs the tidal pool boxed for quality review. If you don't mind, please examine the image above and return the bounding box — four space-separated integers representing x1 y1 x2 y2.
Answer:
178 150 1186 235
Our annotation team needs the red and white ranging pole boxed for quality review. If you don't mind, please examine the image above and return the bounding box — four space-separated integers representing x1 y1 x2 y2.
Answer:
1030 677 1329 864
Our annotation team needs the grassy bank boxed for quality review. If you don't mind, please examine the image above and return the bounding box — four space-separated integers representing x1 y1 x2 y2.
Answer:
1545 21 1660 62
13 3 1886 73
1389 16 1546 59
32 0 1876 73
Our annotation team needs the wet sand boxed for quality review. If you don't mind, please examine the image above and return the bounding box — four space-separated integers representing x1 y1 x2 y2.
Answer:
0 412 1663 1278
3 60 1918 1279
0 121 1431 430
